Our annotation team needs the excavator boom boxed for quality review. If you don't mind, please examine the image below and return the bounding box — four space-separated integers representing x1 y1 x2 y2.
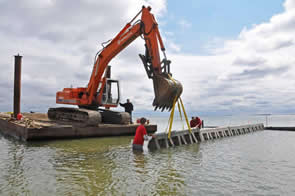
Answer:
139 6 182 111
50 6 182 124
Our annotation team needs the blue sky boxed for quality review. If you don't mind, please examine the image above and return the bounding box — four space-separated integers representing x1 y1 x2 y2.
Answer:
162 0 285 54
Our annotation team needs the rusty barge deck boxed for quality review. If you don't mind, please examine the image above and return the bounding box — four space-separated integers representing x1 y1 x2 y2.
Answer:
0 113 157 141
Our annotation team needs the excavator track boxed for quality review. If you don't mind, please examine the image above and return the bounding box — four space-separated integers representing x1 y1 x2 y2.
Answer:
48 107 131 125
48 107 101 126
99 109 130 125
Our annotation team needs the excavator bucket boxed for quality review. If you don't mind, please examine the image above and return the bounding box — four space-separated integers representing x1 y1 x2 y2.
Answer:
152 74 183 111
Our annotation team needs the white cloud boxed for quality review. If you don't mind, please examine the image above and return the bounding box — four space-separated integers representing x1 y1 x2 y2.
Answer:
170 0 295 115
167 41 181 53
178 19 192 30
164 31 174 36
0 0 167 113
1 0 295 116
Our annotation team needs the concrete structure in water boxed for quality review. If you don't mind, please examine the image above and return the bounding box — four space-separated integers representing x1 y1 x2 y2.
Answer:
148 123 264 151
0 113 156 141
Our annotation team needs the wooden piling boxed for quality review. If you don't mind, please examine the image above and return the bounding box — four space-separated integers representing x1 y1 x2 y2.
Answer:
13 54 22 118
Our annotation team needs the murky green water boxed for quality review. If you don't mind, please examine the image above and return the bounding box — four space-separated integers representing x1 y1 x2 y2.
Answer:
1 130 295 195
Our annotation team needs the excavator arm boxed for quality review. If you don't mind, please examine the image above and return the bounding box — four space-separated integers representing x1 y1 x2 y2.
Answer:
84 18 141 107
56 6 182 111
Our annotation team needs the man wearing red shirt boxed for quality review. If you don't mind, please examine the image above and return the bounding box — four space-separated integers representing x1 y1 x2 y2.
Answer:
195 116 202 128
190 117 197 128
190 116 202 128
133 117 148 152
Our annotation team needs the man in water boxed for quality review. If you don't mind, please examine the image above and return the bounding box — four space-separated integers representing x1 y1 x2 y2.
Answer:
190 116 202 128
195 116 202 128
132 117 149 152
190 117 196 128
120 99 134 124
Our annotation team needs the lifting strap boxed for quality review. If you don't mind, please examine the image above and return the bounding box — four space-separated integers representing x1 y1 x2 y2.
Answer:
179 97 192 133
166 74 192 139
167 96 177 139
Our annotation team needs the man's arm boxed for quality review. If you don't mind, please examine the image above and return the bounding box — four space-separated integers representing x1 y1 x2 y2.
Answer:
143 126 148 140
119 103 125 107
197 118 202 128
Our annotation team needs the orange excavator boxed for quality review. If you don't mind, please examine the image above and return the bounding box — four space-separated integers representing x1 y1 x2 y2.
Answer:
48 6 182 125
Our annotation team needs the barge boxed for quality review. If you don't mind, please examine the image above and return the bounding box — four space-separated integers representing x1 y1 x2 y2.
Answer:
0 112 156 141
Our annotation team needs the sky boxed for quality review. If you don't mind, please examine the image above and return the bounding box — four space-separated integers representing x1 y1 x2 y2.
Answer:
0 0 294 117
163 0 285 54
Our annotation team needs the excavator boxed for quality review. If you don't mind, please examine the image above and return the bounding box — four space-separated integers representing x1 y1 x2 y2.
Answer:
48 6 183 125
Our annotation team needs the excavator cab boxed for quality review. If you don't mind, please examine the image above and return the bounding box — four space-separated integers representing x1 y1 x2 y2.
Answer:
101 79 120 107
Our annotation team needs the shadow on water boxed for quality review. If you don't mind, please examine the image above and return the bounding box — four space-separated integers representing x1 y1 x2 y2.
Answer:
0 132 202 195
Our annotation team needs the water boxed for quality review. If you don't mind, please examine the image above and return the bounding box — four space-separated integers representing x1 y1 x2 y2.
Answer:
1 115 295 195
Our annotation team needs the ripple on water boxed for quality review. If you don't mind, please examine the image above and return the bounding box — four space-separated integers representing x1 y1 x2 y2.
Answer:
1 131 295 195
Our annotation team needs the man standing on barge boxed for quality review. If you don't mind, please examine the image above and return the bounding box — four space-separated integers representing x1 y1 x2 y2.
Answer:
120 99 134 124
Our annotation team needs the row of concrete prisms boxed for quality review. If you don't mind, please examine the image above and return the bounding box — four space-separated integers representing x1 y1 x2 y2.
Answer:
147 123 264 150
200 123 264 141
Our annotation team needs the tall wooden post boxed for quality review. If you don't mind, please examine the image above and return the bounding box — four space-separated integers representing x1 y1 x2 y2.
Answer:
13 54 22 118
